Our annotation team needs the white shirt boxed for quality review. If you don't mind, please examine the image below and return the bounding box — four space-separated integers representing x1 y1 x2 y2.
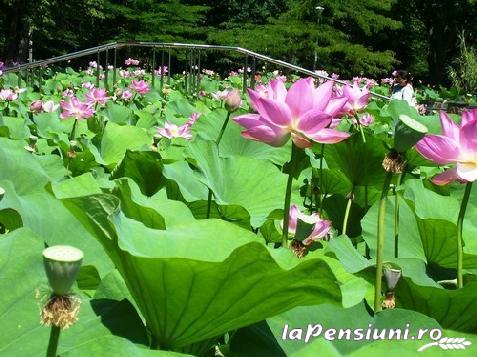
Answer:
391 84 416 107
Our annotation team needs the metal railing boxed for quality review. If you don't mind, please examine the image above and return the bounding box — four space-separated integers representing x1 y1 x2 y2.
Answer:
2 41 391 100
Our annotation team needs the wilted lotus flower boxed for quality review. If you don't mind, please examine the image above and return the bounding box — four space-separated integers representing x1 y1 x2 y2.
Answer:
342 81 371 114
225 89 242 112
30 100 43 113
234 78 350 148
0 89 18 101
60 97 95 120
416 110 477 185
42 100 59 113
85 88 109 105
130 80 149 96
157 122 192 140
281 204 332 245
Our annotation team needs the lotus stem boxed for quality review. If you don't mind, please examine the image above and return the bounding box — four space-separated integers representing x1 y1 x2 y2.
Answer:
354 113 366 143
216 112 231 146
364 184 370 258
374 171 393 313
393 184 400 258
282 143 299 247
318 143 325 214
457 182 473 288
342 190 353 237
46 325 61 357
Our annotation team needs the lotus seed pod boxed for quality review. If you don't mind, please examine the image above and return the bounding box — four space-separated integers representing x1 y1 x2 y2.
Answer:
394 114 428 153
43 245 83 296
383 266 402 291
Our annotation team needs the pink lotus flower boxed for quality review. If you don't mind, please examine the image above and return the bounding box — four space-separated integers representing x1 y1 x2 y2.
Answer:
42 100 59 113
281 204 332 245
416 110 477 185
60 97 95 120
186 112 201 126
85 88 109 105
234 78 350 148
63 88 75 98
121 90 133 101
154 66 168 76
130 80 149 96
0 89 18 101
157 122 192 140
30 100 43 113
225 89 242 112
212 90 230 101
119 70 131 78
82 82 94 90
342 81 371 113
125 58 140 66
228 71 238 77
359 113 374 126
331 73 340 80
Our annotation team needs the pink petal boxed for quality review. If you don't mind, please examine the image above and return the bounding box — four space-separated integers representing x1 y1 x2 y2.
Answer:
285 78 314 118
241 125 290 147
461 109 477 127
459 120 477 154
291 133 312 148
431 167 459 185
234 114 262 128
313 81 333 112
324 97 348 118
247 89 265 113
296 110 331 133
287 204 301 234
415 135 459 165
258 98 292 127
439 111 459 141
307 128 351 144
269 80 287 101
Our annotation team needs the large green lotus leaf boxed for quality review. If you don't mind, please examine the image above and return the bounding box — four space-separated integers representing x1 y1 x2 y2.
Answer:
0 228 155 357
105 102 134 125
268 302 476 356
0 116 30 139
100 122 153 168
405 179 477 254
112 150 168 197
186 139 296 226
192 109 291 165
0 138 112 273
323 134 387 187
361 194 426 261
396 278 477 332
63 194 342 350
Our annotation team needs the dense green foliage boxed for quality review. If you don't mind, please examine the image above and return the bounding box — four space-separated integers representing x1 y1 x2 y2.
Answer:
1 1 477 89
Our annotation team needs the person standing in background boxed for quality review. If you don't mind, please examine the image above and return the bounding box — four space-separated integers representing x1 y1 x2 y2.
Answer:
391 70 416 107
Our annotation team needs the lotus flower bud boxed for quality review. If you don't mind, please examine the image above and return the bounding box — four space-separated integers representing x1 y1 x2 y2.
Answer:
43 245 83 296
30 100 43 113
225 89 242 112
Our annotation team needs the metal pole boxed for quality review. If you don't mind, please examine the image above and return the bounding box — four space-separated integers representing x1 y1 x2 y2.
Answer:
243 55 249 92
251 56 256 89
152 46 156 89
167 48 171 85
113 47 117 86
160 46 165 90
104 48 109 91
96 50 100 87
197 50 201 97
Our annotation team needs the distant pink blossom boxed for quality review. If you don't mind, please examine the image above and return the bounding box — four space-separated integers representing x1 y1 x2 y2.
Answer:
157 122 192 140
186 112 201 126
42 100 59 113
82 82 94 90
359 113 374 126
212 90 230 101
228 71 238 77
121 90 133 101
30 100 43 113
276 75 287 82
381 78 395 85
154 66 168 76
63 88 75 98
202 69 215 76
0 89 18 101
60 97 95 120
331 73 340 80
119 70 131 78
85 88 109 105
281 204 332 245
125 58 140 66
130 80 150 96
342 81 371 114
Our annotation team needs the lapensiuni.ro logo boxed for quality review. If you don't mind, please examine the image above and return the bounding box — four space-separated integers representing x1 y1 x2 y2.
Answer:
281 323 472 352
